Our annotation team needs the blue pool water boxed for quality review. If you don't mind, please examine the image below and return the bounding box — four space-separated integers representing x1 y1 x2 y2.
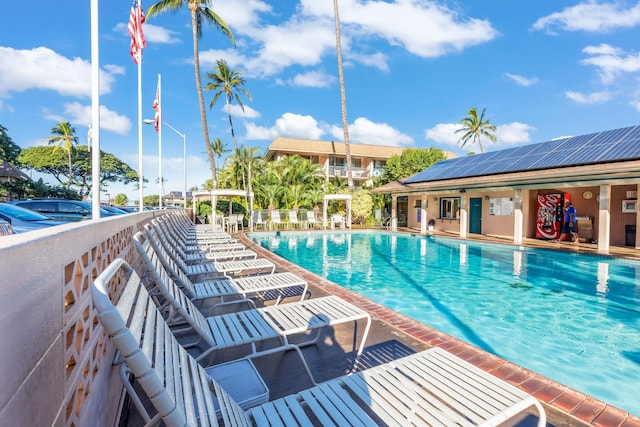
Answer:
250 231 640 416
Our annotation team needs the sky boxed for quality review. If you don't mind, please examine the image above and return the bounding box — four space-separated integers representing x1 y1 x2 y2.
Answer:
2 0 640 203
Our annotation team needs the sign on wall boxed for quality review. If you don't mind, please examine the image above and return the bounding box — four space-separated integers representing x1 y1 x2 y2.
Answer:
489 197 514 216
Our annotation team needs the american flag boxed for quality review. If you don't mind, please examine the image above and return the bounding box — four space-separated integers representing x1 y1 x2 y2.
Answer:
128 1 146 64
152 79 161 133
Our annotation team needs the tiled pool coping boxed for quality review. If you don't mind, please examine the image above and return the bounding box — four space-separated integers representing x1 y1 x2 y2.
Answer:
239 232 640 427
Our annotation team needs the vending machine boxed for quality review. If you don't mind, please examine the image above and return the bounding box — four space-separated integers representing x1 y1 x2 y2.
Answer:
536 193 568 239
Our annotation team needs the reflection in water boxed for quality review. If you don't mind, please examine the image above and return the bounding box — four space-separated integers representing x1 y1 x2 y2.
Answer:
459 243 467 266
513 250 523 278
596 262 609 295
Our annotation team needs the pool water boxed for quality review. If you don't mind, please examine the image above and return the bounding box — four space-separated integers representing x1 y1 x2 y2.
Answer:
251 231 640 416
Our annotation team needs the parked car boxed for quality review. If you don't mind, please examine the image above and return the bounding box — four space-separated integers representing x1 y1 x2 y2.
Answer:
0 203 66 233
7 199 124 222
101 205 129 215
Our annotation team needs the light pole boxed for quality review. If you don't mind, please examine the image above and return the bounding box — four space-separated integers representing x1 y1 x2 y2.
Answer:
145 120 187 208
143 118 163 209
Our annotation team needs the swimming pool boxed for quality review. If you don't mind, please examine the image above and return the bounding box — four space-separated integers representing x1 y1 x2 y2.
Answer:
250 230 640 416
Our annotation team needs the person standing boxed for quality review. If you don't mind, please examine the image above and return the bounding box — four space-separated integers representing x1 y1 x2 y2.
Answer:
557 200 577 243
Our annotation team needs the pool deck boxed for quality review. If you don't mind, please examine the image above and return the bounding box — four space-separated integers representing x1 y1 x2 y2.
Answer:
235 228 640 427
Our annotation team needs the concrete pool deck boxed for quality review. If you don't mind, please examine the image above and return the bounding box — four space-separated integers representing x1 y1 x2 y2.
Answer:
235 229 640 427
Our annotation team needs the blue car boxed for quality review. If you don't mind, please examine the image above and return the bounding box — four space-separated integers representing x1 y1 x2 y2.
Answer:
7 199 124 222
0 203 66 233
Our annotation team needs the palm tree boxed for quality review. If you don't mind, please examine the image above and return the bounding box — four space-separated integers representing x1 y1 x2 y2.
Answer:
146 0 234 189
210 137 229 177
205 59 252 150
455 107 497 154
205 59 252 194
332 0 353 192
47 121 78 189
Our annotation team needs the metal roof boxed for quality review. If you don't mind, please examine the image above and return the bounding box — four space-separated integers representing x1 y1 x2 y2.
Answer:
405 125 640 184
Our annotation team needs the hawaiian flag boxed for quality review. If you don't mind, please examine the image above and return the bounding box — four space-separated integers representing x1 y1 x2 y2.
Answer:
152 77 161 133
128 1 146 64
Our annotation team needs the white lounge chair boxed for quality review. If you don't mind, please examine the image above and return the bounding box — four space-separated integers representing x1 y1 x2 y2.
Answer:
306 210 322 229
288 210 303 229
269 210 285 230
251 210 267 230
106 256 370 385
144 224 275 281
134 230 309 310
93 259 546 427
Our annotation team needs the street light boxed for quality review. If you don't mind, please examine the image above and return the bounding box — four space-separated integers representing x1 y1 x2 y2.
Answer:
144 119 187 208
143 118 163 209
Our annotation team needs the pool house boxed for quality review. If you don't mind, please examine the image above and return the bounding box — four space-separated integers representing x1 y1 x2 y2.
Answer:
374 125 640 253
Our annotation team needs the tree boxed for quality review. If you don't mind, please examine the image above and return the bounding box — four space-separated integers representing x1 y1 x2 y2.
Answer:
0 124 21 164
146 0 234 189
456 107 497 154
210 137 229 175
352 189 374 225
19 146 138 200
114 194 129 206
47 121 78 189
332 0 353 192
383 148 448 183
205 59 252 194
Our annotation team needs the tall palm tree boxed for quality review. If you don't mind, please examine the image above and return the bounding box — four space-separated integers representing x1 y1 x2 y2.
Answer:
146 0 234 189
205 59 252 152
210 137 229 177
47 121 78 189
455 107 497 154
332 0 353 192
205 59 252 194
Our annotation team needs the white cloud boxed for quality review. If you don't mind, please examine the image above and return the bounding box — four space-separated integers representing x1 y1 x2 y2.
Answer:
245 112 325 140
228 104 261 119
565 90 613 104
505 73 538 86
533 1 640 33
42 102 132 135
495 122 536 145
198 0 498 80
328 117 413 146
580 43 640 84
291 70 335 88
0 47 118 98
424 123 460 148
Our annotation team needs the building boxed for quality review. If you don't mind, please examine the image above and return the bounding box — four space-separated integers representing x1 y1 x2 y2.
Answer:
163 190 192 207
374 125 640 252
264 137 455 187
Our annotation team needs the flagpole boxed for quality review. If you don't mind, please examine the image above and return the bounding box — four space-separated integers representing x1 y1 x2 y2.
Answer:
157 74 163 209
137 57 144 211
90 0 101 218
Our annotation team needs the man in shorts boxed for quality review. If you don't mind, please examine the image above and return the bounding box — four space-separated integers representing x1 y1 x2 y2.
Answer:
557 200 577 243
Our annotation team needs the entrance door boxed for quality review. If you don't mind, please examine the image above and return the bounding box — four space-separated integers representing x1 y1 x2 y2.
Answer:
469 197 482 234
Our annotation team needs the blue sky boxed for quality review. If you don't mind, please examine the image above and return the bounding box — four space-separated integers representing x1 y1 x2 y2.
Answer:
2 1 640 202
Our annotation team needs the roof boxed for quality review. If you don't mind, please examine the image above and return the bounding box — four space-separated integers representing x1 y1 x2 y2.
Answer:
264 137 456 161
0 162 29 180
405 125 640 184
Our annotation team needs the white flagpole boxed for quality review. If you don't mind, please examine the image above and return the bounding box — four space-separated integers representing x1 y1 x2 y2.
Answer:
138 0 144 212
157 73 163 209
137 45 144 211
90 0 101 218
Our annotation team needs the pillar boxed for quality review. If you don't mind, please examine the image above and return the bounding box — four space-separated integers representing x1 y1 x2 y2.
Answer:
513 190 523 244
459 194 468 238
597 184 611 254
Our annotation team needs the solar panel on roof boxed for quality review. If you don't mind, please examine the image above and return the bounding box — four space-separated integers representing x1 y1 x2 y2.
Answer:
404 124 640 184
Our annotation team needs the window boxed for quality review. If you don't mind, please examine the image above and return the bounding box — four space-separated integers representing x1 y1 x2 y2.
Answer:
440 197 460 219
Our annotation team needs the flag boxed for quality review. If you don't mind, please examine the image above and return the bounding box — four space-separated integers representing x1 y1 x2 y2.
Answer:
152 78 161 133
128 1 146 64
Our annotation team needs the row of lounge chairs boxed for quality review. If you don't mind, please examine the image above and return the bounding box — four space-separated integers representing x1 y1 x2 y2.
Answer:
91 211 547 426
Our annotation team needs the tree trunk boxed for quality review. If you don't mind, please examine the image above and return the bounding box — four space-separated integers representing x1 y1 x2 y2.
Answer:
333 0 353 192
190 6 217 189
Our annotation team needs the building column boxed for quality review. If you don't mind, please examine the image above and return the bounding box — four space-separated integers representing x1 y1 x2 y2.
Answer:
391 194 398 231
459 194 468 238
513 190 523 244
420 195 427 234
597 184 611 253
635 183 640 249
